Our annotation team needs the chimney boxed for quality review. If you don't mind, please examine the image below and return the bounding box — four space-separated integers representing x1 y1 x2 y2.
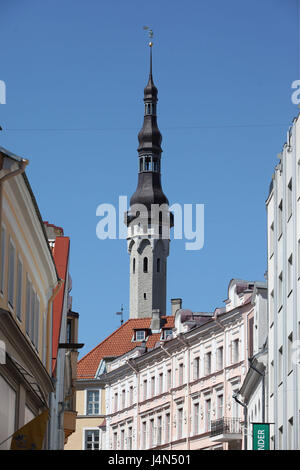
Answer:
151 309 161 332
171 298 182 316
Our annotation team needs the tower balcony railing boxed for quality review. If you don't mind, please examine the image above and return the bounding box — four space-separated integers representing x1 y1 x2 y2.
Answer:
210 418 242 442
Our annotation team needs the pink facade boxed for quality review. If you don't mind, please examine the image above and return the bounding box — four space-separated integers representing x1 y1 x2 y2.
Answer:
105 279 261 450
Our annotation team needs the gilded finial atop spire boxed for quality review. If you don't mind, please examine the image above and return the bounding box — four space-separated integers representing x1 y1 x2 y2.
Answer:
143 26 154 47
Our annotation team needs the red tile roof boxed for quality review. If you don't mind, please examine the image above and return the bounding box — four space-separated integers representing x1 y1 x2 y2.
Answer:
77 316 175 379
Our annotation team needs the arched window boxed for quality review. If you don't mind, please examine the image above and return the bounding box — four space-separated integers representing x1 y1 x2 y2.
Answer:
133 258 136 274
157 258 160 273
143 257 148 273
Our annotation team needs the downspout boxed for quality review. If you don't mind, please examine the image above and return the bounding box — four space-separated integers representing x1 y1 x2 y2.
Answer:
126 359 139 450
177 334 190 450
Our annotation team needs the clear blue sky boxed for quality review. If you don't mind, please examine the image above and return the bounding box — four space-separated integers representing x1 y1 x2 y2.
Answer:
1 0 299 358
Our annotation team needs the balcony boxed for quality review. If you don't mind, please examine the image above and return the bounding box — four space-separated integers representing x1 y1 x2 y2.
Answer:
210 418 242 442
64 410 77 440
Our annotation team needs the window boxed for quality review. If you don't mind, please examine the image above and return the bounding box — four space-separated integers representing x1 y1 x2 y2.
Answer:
288 255 293 295
145 157 151 171
178 363 184 385
129 385 134 406
193 357 200 380
232 339 239 363
278 200 283 239
151 376 155 397
288 333 293 374
157 416 162 445
16 257 23 321
287 178 292 220
122 389 126 408
161 329 173 340
167 369 172 389
278 272 283 310
278 347 283 384
135 330 146 341
143 379 147 400
128 427 133 450
85 429 99 450
193 402 199 435
157 258 160 273
113 431 118 449
120 429 125 450
158 372 163 394
288 418 293 450
114 392 118 412
269 222 274 257
30 287 36 344
217 347 223 370
133 258 135 274
25 275 31 335
8 239 15 308
0 226 5 295
87 390 100 415
149 419 154 448
165 413 170 443
142 422 147 449
143 257 148 273
177 408 183 439
217 394 223 419
270 289 274 325
205 399 211 431
204 352 212 375
34 296 40 349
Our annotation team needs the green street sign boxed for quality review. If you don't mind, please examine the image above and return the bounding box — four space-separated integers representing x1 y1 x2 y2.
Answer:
252 423 270 450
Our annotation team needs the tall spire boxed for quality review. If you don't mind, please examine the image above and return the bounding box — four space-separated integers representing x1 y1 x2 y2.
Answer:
129 40 168 209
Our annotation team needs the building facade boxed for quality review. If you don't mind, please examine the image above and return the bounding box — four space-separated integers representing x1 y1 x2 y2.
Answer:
0 147 59 449
0 147 80 450
266 115 300 450
104 279 263 451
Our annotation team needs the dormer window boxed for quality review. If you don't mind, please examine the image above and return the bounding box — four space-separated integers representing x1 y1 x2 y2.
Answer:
134 330 146 341
161 329 173 340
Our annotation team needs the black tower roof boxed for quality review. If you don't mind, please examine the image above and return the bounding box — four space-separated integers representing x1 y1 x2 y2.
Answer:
129 44 169 212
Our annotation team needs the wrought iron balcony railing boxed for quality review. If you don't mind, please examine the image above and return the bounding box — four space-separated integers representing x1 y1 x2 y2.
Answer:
210 418 242 438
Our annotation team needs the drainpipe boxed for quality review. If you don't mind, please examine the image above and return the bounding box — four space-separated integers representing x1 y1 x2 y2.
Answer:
233 393 247 450
248 360 265 423
126 359 139 450
178 334 190 450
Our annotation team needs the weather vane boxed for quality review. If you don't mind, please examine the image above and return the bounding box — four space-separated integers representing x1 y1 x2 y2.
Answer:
143 26 154 47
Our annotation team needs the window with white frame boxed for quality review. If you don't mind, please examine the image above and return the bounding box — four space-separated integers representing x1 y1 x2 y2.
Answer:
25 275 31 336
193 402 199 435
231 339 239 364
205 398 211 431
86 390 100 415
120 429 125 450
165 413 170 443
278 199 283 238
217 346 223 370
30 287 36 344
269 222 274 257
167 369 172 389
114 392 118 412
143 379 147 401
157 416 162 445
84 429 99 450
34 296 40 350
158 372 163 394
149 418 154 448
287 178 293 220
204 351 212 375
217 393 224 419
288 255 293 295
151 376 155 397
135 330 146 341
128 426 133 450
142 421 147 449
121 389 126 408
129 385 134 406
177 407 183 439
278 272 283 310
178 363 184 385
193 357 200 380
113 430 118 449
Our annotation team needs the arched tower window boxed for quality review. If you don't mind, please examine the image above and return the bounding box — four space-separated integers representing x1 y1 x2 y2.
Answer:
143 257 148 273
157 258 160 273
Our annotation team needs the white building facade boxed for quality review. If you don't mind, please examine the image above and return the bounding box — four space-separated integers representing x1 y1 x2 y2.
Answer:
266 115 300 449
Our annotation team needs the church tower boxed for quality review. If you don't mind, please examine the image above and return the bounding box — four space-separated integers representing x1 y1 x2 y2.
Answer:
126 42 173 320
